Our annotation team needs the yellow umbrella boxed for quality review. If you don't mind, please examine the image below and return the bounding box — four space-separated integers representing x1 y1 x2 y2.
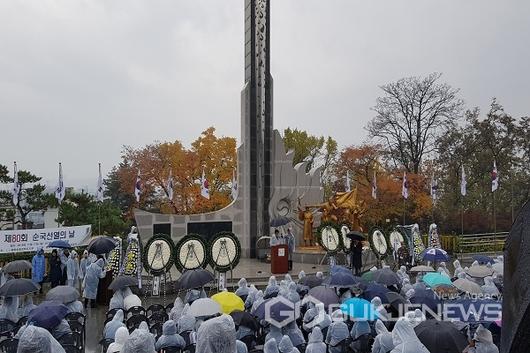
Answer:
211 291 245 314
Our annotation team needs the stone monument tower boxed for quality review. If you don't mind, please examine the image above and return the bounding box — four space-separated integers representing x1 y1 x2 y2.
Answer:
240 0 273 257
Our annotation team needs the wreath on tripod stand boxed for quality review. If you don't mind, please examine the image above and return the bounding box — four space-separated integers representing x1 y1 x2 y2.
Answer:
142 233 176 276
207 231 241 273
174 234 208 272
316 221 343 254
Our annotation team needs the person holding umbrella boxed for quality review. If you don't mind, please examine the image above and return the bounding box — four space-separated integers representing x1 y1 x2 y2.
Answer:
32 248 46 293
49 249 62 288
83 258 106 308
352 239 363 276
286 227 296 271
59 249 69 286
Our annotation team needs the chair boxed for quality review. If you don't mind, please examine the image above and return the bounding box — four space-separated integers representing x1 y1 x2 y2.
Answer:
126 314 149 333
62 345 80 353
103 316 114 327
149 311 169 325
99 338 114 353
147 304 166 317
150 322 164 340
126 306 146 319
160 347 182 353
15 317 27 330
69 321 85 345
65 312 86 326
240 335 256 351
0 338 18 353
0 320 16 338
165 303 174 314
106 308 121 320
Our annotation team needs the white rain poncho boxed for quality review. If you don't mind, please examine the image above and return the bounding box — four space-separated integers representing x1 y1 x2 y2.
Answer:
284 274 293 284
405 289 415 300
297 271 308 294
155 320 186 350
196 314 237 353
103 309 126 340
236 340 248 353
66 250 79 287
412 278 427 291
83 259 106 300
285 282 300 303
316 271 324 279
453 260 464 277
325 311 349 351
265 325 283 344
107 326 129 353
279 335 301 353
264 338 279 353
251 291 264 314
0 296 19 323
279 280 289 298
79 250 89 281
351 320 371 340
109 287 133 311
467 324 499 353
178 313 196 334
19 296 37 317
65 300 84 314
124 294 142 311
235 278 250 298
284 321 305 347
371 297 389 321
404 309 425 328
314 303 331 330
236 325 254 340
169 297 185 322
306 327 326 353
390 317 429 353
438 262 450 277
482 277 500 297
17 325 66 353
185 289 202 304
302 306 318 332
122 327 156 353
264 276 280 298
244 290 257 310
373 320 394 353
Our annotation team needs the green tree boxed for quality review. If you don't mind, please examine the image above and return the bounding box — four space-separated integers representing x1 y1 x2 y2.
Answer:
283 128 337 174
104 163 136 214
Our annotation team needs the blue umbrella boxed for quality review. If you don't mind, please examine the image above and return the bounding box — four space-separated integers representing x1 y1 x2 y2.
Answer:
472 255 494 265
421 248 449 263
340 298 379 320
409 288 442 312
330 265 352 275
308 286 340 309
253 298 298 323
362 283 390 303
443 299 501 323
47 240 72 249
28 301 69 329
372 268 401 286
323 271 361 288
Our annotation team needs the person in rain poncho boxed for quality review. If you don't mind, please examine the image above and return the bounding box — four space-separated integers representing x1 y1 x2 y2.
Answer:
122 327 156 353
264 276 280 298
404 310 424 328
351 320 372 351
124 293 142 311
279 335 300 353
284 321 305 348
177 313 196 347
390 317 429 353
82 258 106 307
31 248 46 292
405 288 415 301
316 271 324 279
236 339 248 353
264 338 279 353
169 297 185 322
244 289 257 310
306 327 326 353
463 324 499 353
19 295 37 317
17 325 66 353
304 303 331 334
66 250 80 288
438 262 450 277
400 279 413 297
302 304 318 332
196 314 237 353
65 299 84 315
59 249 69 285
325 310 350 353
396 266 409 282
482 277 500 297
412 277 426 291
185 288 205 304
453 259 464 278
372 320 394 353
103 309 126 340
109 287 133 311
79 250 89 282
285 282 300 303
235 278 250 299
286 227 295 271
296 271 309 295
0 296 19 323
251 290 264 314
51 319 72 340
371 297 389 321
265 325 284 344
107 326 129 353
155 320 186 351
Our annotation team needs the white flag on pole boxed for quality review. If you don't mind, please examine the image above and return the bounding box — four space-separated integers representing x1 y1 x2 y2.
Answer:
12 162 20 206
55 163 65 204
461 165 467 196
402 172 409 199
96 163 104 202
371 171 377 200
200 168 210 199
134 170 141 202
491 160 499 192
167 170 174 201
345 170 351 192
231 169 238 200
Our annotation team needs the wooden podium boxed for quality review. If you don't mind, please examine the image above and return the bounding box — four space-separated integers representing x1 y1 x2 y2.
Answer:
271 244 288 274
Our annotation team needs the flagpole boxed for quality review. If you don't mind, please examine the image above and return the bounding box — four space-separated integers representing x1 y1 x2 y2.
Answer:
493 190 497 255
403 198 406 226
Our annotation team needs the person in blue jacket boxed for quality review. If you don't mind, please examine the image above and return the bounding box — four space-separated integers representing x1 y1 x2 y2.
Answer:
31 248 45 294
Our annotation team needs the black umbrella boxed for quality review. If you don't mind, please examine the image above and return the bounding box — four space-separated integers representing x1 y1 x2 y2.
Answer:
86 236 117 255
270 216 291 228
415 320 468 353
385 291 407 312
308 286 340 309
298 275 323 289
362 283 389 303
230 311 260 331
28 301 69 330
45 286 79 304
2 260 32 274
175 269 215 290
48 240 73 249
372 268 401 287
323 271 361 288
410 289 442 313
0 278 39 296
109 275 138 291
346 231 366 241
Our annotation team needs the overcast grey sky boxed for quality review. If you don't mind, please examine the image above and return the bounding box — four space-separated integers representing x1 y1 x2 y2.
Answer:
1 0 529 190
